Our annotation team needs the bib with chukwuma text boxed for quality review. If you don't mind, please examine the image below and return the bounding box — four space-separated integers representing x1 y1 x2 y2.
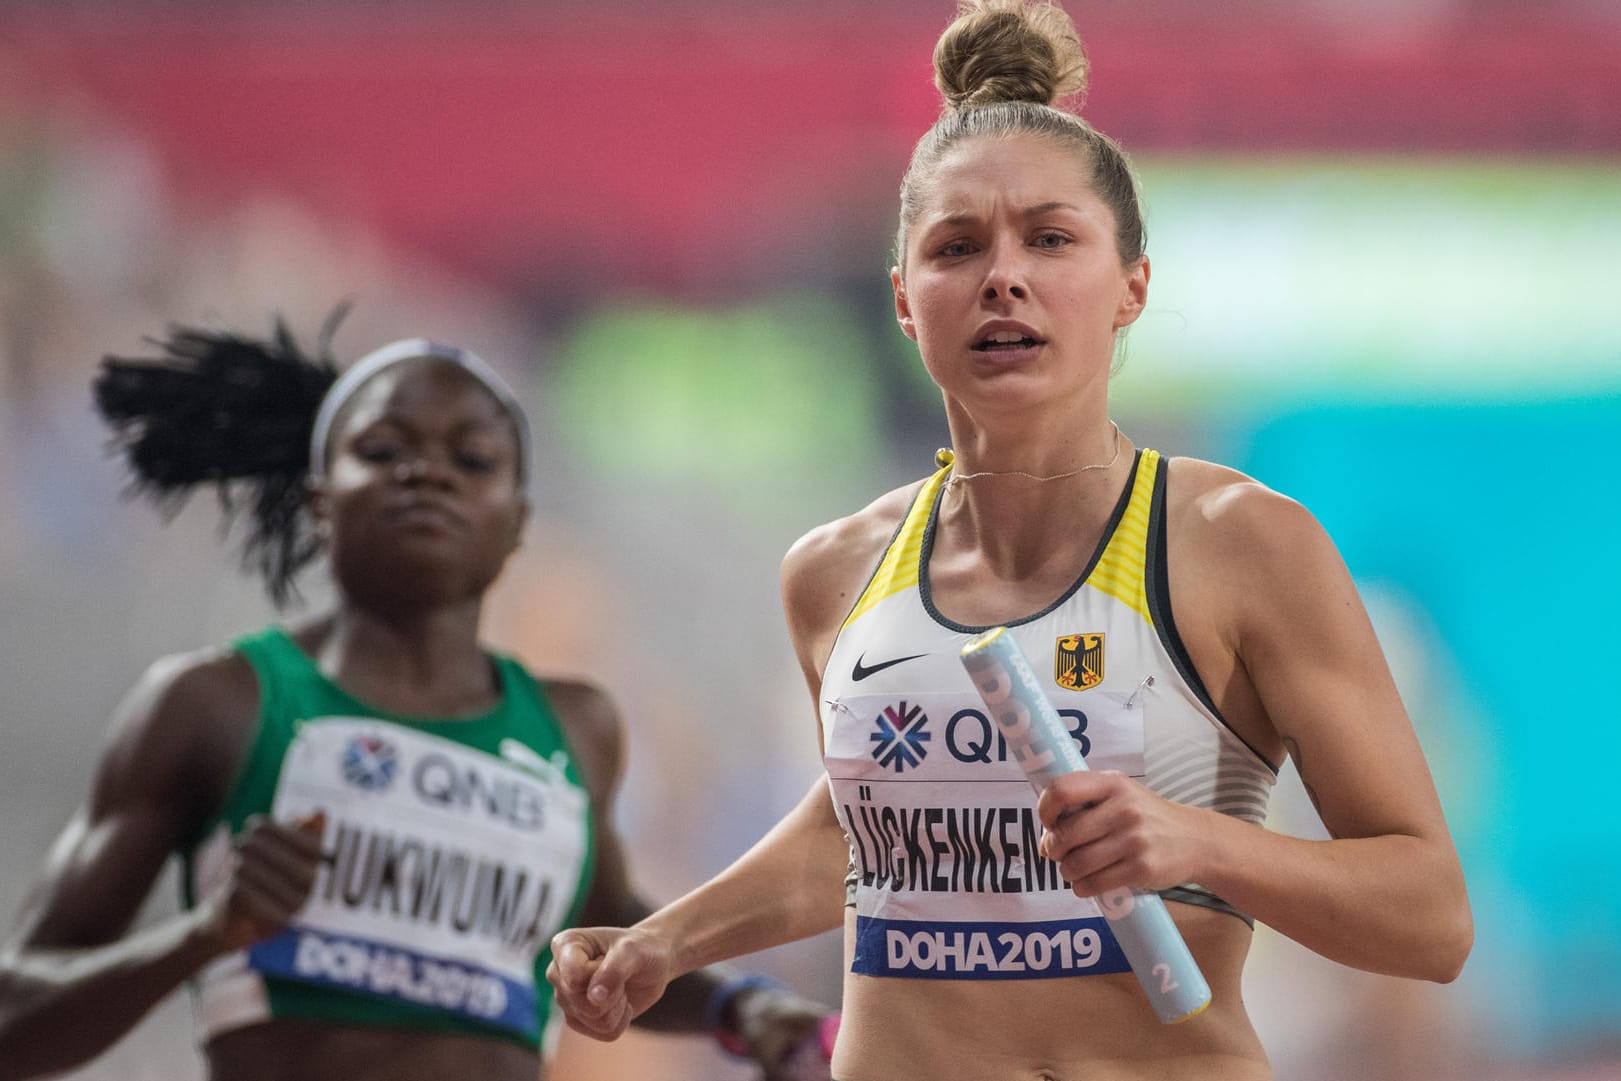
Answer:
250 718 588 1041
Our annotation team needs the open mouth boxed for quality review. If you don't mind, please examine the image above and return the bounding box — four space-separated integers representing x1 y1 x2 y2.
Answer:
973 331 1044 352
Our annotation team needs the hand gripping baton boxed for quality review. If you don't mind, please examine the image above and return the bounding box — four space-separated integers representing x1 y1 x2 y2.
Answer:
960 626 1211 1023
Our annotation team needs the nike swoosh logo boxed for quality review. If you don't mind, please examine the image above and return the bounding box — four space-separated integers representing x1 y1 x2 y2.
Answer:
500 738 569 783
851 652 927 681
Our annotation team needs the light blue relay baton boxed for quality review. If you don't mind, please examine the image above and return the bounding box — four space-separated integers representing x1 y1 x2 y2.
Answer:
960 627 1211 1023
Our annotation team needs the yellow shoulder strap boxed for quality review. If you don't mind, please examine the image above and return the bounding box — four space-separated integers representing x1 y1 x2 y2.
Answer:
842 459 952 629
1087 449 1160 625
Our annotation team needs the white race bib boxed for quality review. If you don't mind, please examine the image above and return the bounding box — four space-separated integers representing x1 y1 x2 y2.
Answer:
249 719 588 1039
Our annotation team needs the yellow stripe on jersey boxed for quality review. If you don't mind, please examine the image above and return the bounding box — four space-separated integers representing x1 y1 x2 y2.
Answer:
843 464 952 629
1087 449 1159 626
845 449 1161 630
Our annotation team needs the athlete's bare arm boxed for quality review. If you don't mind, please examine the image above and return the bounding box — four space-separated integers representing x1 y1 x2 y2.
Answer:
1037 459 1472 982
0 653 323 1081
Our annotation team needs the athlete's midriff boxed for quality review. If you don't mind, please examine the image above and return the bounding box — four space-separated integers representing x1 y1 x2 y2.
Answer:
205 1020 537 1081
833 903 1269 1081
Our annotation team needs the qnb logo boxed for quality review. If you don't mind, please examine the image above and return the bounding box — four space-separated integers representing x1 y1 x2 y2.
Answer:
340 735 399 791
869 702 931 773
413 753 546 830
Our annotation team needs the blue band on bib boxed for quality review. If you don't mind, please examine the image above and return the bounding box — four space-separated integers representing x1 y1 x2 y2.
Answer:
852 915 1129 980
251 926 539 1039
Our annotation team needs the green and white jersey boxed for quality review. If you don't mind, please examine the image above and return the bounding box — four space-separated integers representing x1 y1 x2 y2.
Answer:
182 628 595 1049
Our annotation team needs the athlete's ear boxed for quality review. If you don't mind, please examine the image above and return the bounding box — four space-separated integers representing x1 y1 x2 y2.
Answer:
508 498 529 552
1113 255 1150 330
306 475 332 542
892 266 918 342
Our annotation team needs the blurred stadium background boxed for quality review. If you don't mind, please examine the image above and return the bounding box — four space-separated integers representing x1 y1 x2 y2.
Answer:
0 1 1617 1078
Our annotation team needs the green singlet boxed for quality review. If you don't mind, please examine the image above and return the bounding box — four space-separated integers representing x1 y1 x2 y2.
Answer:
180 628 596 1050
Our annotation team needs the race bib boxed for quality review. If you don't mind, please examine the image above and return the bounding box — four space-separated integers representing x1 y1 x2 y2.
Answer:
250 719 588 1039
826 689 1143 980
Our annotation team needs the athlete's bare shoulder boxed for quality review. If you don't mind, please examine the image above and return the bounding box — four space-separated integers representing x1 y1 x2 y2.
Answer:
536 676 624 800
82 643 261 836
781 479 927 677
782 482 921 630
121 645 261 755
136 642 257 703
1161 455 1353 671
1163 456 1334 568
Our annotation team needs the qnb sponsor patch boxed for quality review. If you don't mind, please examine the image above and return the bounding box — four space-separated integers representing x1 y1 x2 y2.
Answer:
852 916 1129 980
251 927 537 1038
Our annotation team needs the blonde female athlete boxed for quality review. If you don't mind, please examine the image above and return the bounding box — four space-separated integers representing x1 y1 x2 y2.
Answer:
548 3 1473 1078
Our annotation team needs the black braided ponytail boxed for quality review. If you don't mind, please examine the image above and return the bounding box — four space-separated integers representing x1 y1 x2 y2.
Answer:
92 312 344 607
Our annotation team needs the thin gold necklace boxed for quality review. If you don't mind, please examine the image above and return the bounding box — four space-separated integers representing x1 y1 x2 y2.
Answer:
945 421 1123 487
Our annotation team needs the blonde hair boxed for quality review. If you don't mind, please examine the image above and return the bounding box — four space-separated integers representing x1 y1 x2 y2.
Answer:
933 0 1088 110
896 0 1144 271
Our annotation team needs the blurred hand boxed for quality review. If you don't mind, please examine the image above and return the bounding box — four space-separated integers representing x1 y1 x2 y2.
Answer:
1035 771 1210 899
769 1033 837 1081
546 926 677 1042
735 992 837 1081
200 811 326 952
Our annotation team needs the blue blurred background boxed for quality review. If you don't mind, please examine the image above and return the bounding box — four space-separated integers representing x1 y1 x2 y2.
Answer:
0 2 1616 1079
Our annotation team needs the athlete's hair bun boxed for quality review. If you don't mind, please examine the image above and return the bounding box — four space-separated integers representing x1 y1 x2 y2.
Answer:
933 0 1089 111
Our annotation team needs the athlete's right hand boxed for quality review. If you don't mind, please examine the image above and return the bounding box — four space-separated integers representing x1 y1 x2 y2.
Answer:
546 926 676 1041
198 811 326 952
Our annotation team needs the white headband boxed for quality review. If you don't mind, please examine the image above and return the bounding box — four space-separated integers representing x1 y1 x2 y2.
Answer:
308 338 532 483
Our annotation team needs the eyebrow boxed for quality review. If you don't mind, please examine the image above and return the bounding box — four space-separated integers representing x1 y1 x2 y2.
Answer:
352 414 511 440
932 201 1084 227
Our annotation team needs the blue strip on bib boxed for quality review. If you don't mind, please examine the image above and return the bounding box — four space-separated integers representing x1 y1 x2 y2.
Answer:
250 927 538 1039
852 915 1130 980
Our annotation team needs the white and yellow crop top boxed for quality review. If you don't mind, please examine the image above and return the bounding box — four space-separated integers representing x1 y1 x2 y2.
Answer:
819 449 1278 981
